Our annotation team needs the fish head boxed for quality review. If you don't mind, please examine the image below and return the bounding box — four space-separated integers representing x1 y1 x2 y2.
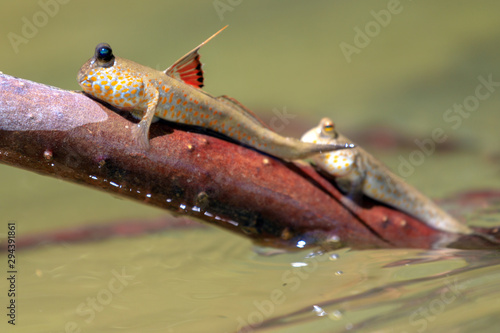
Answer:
300 117 339 144
319 118 339 139
77 43 146 111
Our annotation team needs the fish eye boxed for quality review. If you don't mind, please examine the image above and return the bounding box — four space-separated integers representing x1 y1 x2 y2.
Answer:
94 43 114 64
320 119 338 138
324 124 334 131
323 122 335 132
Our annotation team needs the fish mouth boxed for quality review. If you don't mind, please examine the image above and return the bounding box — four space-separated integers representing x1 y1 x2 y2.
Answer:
77 73 86 85
77 74 91 90
76 59 94 87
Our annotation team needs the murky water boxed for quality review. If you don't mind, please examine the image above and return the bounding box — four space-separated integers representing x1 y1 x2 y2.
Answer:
4 229 500 333
1 1 500 332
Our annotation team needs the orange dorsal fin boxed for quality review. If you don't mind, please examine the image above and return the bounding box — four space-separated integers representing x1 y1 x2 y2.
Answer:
165 26 227 89
217 95 271 130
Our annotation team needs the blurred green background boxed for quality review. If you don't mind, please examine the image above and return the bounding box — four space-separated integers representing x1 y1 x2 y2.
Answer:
1 1 500 332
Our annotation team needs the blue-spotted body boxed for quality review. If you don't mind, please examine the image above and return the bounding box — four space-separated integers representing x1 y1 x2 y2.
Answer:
301 118 472 235
77 27 353 160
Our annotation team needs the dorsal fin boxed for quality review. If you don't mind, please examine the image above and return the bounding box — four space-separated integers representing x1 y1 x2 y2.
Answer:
165 26 227 89
217 95 271 129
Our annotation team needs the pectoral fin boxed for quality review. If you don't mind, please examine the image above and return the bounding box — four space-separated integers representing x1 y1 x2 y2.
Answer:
165 26 227 89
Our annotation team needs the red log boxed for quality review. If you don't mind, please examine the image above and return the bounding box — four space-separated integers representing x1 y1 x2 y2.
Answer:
0 73 497 249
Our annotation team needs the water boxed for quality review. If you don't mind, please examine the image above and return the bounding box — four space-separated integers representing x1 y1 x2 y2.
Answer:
4 234 500 332
1 1 500 332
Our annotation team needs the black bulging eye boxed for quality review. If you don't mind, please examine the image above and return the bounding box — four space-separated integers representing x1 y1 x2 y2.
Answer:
94 43 114 64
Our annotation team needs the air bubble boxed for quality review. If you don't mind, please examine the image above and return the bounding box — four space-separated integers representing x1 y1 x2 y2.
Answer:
296 240 306 248
291 262 307 268
312 305 327 316
329 254 339 261
43 150 53 161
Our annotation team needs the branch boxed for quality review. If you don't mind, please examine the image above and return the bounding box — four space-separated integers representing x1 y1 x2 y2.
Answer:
0 73 498 249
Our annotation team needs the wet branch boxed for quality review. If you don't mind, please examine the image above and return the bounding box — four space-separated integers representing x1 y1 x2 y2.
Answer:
0 73 497 250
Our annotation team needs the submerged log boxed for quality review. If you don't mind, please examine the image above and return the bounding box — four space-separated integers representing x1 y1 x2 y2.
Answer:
0 73 498 250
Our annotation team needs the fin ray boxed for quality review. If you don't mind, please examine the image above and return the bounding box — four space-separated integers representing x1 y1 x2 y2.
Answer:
165 26 227 88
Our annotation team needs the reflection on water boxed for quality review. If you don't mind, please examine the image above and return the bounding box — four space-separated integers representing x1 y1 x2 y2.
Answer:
4 230 500 333
250 249 500 333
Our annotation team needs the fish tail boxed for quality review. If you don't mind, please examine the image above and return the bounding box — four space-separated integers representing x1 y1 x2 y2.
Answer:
257 134 354 160
390 177 473 235
225 107 354 160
